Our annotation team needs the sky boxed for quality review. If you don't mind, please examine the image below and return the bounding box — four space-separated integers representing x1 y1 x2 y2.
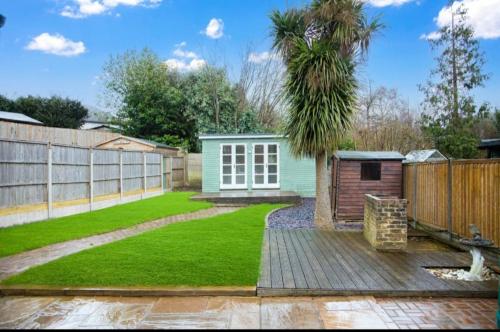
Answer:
1 0 500 112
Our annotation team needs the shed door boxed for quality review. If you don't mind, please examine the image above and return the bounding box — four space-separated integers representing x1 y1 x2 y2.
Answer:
220 144 247 189
253 143 280 189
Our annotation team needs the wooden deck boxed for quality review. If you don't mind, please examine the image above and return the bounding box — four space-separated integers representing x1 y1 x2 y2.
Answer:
258 229 498 297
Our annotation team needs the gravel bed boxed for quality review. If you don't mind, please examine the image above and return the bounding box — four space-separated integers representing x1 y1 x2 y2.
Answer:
267 198 315 229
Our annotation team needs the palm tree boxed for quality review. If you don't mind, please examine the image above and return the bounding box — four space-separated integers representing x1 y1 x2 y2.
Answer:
271 0 381 230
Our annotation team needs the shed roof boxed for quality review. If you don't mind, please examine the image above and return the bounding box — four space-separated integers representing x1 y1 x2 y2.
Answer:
199 133 283 140
95 135 179 150
0 111 43 125
335 150 404 160
478 138 500 148
404 149 447 162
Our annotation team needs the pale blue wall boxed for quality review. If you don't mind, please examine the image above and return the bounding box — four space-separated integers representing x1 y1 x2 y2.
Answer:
201 136 316 197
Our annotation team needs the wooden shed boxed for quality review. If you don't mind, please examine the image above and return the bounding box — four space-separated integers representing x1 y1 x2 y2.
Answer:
331 151 405 224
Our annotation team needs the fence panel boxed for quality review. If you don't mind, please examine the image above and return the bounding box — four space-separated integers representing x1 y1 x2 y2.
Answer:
0 140 48 208
93 149 120 196
52 145 90 202
451 160 500 248
403 159 500 247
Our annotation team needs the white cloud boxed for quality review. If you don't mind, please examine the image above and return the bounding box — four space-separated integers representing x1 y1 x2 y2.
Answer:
363 0 415 7
419 31 441 40
60 0 161 18
432 0 500 39
203 18 224 39
173 43 198 59
248 51 280 64
165 58 206 71
165 42 206 71
26 33 86 57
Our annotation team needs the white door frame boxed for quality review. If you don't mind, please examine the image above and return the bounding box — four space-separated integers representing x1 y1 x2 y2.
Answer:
252 143 280 189
220 143 247 190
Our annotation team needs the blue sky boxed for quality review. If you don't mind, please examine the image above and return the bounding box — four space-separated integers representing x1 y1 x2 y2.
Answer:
1 0 499 111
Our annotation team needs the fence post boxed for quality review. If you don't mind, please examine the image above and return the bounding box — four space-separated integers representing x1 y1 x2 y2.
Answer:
184 153 188 186
412 163 418 228
89 148 94 211
447 159 453 240
119 149 123 202
160 155 164 192
170 157 174 191
47 142 53 219
143 152 147 195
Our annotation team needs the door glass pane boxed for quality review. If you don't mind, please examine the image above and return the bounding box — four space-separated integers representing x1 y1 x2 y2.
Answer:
235 145 245 154
254 154 264 164
236 155 245 164
268 144 277 154
255 165 264 174
236 165 245 174
222 145 231 154
255 175 264 184
236 175 245 184
223 166 232 175
268 175 277 184
268 154 277 164
268 165 277 174
255 145 264 154
223 155 232 164
223 176 231 184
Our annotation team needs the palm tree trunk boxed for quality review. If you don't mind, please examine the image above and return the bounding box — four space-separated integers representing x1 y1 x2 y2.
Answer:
314 152 334 230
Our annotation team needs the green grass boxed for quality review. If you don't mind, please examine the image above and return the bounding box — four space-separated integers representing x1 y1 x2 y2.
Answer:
2 204 282 287
0 192 212 258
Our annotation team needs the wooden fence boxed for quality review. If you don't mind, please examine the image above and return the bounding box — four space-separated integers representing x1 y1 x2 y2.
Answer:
403 159 500 248
0 120 121 147
0 138 170 225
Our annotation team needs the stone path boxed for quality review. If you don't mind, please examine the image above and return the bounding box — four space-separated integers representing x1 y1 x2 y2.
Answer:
0 206 240 281
0 295 497 329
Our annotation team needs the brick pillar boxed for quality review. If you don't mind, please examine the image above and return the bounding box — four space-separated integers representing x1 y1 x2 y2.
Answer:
363 194 407 251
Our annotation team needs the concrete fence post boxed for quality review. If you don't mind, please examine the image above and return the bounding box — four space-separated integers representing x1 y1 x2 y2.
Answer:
160 155 164 192
119 149 123 202
47 142 53 219
143 152 147 194
170 157 174 191
89 148 94 211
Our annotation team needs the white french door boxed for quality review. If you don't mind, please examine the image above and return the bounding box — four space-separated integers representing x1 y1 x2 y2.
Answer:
220 144 247 189
252 143 280 189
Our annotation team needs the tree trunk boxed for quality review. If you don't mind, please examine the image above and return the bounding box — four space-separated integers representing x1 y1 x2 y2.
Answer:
314 152 334 230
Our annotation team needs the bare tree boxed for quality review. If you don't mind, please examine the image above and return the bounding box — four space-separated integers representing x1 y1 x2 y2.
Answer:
237 47 286 130
353 84 432 154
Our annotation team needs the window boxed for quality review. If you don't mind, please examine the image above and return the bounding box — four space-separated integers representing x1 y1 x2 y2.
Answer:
361 162 381 181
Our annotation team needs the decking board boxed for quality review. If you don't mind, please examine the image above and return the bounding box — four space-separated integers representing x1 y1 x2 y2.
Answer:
257 229 498 297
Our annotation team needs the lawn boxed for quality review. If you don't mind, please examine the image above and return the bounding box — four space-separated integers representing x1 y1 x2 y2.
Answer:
2 204 282 287
0 192 212 258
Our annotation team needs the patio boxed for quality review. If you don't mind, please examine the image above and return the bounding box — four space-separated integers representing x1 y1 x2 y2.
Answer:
258 229 498 297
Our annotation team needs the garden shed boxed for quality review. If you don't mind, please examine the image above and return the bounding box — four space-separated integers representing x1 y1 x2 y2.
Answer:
193 134 315 203
331 151 405 224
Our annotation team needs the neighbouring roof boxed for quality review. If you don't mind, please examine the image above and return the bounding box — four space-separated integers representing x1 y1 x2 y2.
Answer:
478 138 500 149
335 150 405 160
95 135 179 150
81 121 119 130
0 111 43 125
199 133 284 140
404 149 447 162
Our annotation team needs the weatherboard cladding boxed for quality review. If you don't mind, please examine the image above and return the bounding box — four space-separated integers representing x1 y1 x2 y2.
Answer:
201 136 315 197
